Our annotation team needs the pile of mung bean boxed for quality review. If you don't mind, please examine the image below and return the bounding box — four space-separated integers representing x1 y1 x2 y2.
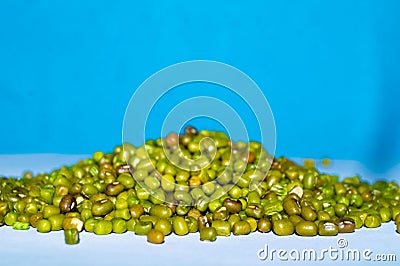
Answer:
1 126 400 245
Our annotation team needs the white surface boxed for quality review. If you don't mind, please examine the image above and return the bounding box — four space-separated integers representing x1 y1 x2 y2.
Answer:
0 154 399 266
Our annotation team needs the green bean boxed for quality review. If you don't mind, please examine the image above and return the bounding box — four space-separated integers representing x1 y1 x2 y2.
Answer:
288 215 305 226
392 206 400 220
350 194 363 208
48 214 65 231
379 207 392 223
364 214 381 228
283 199 301 216
227 214 240 230
245 217 258 232
324 206 336 218
175 205 190 216
334 203 348 218
200 227 217 242
301 206 317 221
258 217 272 233
117 173 135 189
126 219 137 232
105 183 124 196
273 218 295 236
112 218 127 233
29 213 43 228
39 187 54 204
17 213 30 224
94 219 113 235
212 220 231 236
317 211 330 221
232 221 251 235
129 204 144 219
37 219 51 233
13 221 30 230
208 200 222 213
247 191 261 205
345 214 363 229
294 220 317 236
244 204 262 219
14 200 26 213
149 204 173 218
64 229 79 245
213 206 228 220
154 218 172 236
147 229 164 244
114 208 131 220
115 198 128 210
92 199 114 217
303 173 316 189
43 205 60 219
173 216 189 236
25 202 38 214
63 217 84 231
84 218 97 232
318 221 338 236
263 199 283 216
228 185 242 199
0 201 9 217
336 195 350 206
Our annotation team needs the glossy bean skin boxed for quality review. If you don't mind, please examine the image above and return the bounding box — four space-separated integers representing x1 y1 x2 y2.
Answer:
295 221 317 236
92 199 114 217
200 227 217 241
211 220 231 236
273 218 294 236
134 221 153 235
48 214 64 231
43 205 60 219
112 218 127 233
232 221 251 235
94 220 113 235
301 206 317 221
154 218 172 236
364 214 381 228
283 199 301 216
257 217 272 233
289 215 305 226
37 219 51 233
245 205 263 219
147 229 165 244
318 221 339 236
336 218 355 233
64 229 79 245
173 216 189 236
59 195 77 214
223 198 242 213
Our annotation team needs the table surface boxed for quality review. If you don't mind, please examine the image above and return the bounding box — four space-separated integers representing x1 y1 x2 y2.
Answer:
1 154 399 266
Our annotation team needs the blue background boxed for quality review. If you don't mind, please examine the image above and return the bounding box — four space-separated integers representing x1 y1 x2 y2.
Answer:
1 1 399 172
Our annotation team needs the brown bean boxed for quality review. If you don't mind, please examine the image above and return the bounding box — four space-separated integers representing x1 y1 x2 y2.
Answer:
336 218 355 233
59 195 77 214
105 183 124 196
223 198 242 213
184 125 198 136
116 164 134 176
